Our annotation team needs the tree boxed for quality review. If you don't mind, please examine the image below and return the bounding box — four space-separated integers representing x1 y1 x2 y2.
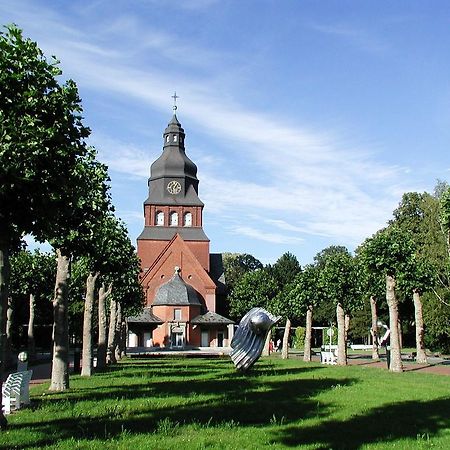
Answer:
319 248 360 365
391 189 449 359
360 226 416 372
268 252 301 288
0 24 105 418
9 250 55 361
284 264 322 362
222 253 263 292
228 268 277 320
355 247 386 360
80 214 143 374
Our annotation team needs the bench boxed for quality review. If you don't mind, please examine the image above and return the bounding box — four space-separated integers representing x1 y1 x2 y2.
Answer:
320 351 337 365
2 370 33 414
350 344 372 351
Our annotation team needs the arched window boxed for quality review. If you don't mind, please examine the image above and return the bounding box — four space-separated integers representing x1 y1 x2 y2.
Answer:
170 212 178 226
184 212 192 227
173 135 177 142
156 211 164 226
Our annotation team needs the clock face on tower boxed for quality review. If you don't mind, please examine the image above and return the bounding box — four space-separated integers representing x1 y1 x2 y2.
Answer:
167 180 182 195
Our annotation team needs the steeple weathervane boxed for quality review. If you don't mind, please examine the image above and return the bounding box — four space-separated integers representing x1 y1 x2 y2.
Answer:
172 92 179 112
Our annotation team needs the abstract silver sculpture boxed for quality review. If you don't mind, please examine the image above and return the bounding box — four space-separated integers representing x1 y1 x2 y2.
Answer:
230 307 281 371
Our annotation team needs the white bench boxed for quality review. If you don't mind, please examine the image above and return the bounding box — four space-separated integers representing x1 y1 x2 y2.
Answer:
320 351 337 365
2 370 33 414
350 344 372 351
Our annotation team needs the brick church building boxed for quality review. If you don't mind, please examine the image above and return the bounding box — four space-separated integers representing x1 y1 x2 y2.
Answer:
127 111 233 349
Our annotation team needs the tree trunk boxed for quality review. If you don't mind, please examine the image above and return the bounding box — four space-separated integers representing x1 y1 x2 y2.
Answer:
115 302 122 361
28 293 36 363
5 298 13 369
97 282 111 369
107 298 117 364
262 329 271 356
344 314 350 342
336 302 347 365
81 272 99 376
50 249 71 391
370 295 379 360
281 318 291 359
120 320 127 358
303 305 313 362
398 319 403 350
413 289 427 364
0 235 11 428
386 274 403 373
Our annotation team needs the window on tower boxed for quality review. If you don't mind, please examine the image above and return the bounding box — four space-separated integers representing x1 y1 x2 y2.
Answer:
170 212 178 226
156 211 164 226
166 135 169 143
184 212 192 227
173 135 177 142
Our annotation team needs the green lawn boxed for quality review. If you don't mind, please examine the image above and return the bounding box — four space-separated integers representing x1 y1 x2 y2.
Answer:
1 356 449 449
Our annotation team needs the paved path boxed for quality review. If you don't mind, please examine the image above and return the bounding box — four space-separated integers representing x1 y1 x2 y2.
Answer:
6 352 449 387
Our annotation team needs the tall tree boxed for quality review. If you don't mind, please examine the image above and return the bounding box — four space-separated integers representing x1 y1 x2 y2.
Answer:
360 226 416 372
9 250 55 361
0 24 105 416
228 268 277 320
355 248 385 360
319 248 361 365
284 265 322 362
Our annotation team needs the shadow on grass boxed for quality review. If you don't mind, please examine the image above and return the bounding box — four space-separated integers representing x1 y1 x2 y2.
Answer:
7 361 353 448
274 397 450 449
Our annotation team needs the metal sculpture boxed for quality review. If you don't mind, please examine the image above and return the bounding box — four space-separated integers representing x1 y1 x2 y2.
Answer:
230 307 281 371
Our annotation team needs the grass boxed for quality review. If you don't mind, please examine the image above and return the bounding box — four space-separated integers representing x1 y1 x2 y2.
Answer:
1 356 449 449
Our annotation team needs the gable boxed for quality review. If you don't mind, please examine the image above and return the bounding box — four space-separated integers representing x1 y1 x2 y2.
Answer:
141 233 216 295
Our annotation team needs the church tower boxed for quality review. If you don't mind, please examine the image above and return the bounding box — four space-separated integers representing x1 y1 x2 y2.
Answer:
138 112 210 272
129 102 233 350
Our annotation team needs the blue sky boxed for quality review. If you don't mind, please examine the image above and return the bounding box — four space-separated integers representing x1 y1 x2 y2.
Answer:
2 1 450 265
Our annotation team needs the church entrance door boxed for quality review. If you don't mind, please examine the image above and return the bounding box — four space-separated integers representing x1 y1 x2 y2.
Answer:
201 330 209 347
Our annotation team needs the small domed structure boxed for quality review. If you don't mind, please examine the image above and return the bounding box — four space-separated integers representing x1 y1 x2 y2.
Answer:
153 267 201 306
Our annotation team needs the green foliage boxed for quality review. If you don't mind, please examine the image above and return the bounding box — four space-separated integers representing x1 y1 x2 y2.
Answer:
228 268 278 320
319 247 361 312
422 291 450 353
9 249 55 346
293 326 305 349
359 226 416 283
268 252 301 288
283 264 322 322
222 252 263 292
0 24 92 240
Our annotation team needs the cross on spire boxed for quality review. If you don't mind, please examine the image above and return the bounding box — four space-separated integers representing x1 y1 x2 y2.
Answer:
172 92 179 112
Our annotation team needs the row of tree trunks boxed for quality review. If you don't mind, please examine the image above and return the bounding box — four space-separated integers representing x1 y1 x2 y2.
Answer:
370 296 380 360
303 305 313 362
386 274 403 373
28 293 36 363
336 302 347 365
81 272 99 376
5 298 13 368
114 302 122 361
0 238 10 428
107 299 117 364
281 318 291 359
50 249 70 391
413 289 427 364
97 283 111 369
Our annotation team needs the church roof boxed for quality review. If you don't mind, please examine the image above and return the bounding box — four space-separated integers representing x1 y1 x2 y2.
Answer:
153 268 202 306
191 311 234 325
127 307 163 324
137 226 209 242
150 114 198 181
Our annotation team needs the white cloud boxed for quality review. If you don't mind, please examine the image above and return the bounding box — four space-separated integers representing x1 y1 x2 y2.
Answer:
230 226 304 245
